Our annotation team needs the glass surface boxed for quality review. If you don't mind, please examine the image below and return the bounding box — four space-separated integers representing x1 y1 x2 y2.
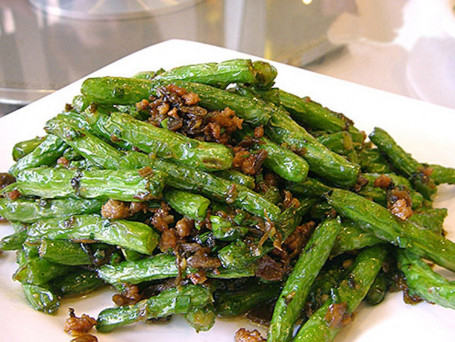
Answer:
0 0 223 107
0 0 341 115
28 0 203 20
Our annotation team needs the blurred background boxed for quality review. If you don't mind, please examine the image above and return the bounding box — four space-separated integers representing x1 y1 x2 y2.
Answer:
1 0 454 117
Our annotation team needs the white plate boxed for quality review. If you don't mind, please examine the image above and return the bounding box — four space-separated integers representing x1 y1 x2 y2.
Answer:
1 39 455 342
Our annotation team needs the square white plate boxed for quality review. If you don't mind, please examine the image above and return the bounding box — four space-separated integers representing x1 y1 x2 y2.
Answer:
1 39 455 342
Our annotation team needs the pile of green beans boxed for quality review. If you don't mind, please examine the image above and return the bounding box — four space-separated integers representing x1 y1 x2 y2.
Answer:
1 58 455 341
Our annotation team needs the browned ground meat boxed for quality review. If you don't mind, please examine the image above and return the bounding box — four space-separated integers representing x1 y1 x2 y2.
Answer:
129 201 149 214
57 156 70 167
387 188 413 220
419 165 434 184
203 107 243 145
282 190 301 210
233 147 268 175
181 91 200 106
283 221 315 259
389 198 413 220
186 248 221 269
5 189 21 200
151 202 175 232
112 284 142 306
324 302 352 329
253 125 264 139
353 175 369 192
159 228 178 253
374 174 392 189
255 255 288 281
263 172 278 186
64 309 97 336
187 271 208 285
0 173 15 190
234 328 266 342
137 166 155 178
70 334 98 342
101 199 131 219
175 217 194 238
180 242 203 253
141 85 243 145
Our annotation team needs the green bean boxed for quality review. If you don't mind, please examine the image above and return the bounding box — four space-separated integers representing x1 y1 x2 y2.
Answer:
38 239 91 266
398 249 455 309
408 207 447 234
12 136 45 161
120 248 146 262
169 80 273 126
56 109 132 150
22 284 60 314
52 114 279 221
9 134 68 177
207 265 256 279
52 268 105 297
13 167 165 201
293 245 387 342
210 215 248 241
154 59 275 88
132 69 165 80
81 76 153 105
365 271 388 306
97 253 179 285
96 284 213 332
98 248 259 286
428 163 455 185
331 220 382 256
152 159 282 222
358 173 424 209
214 169 256 189
251 60 278 88
0 229 28 251
276 197 318 240
104 112 233 171
71 94 90 113
316 131 360 164
45 118 281 221
164 188 210 222
217 239 265 272
305 255 355 317
45 117 147 170
232 86 360 187
261 155 308 189
328 189 455 272
184 304 216 332
27 214 159 255
235 124 310 182
268 218 342 342
257 184 281 205
80 168 165 201
0 197 104 223
275 89 365 144
164 161 284 223
369 127 437 200
359 147 393 173
265 104 360 188
287 177 332 198
215 281 281 317
14 247 73 286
